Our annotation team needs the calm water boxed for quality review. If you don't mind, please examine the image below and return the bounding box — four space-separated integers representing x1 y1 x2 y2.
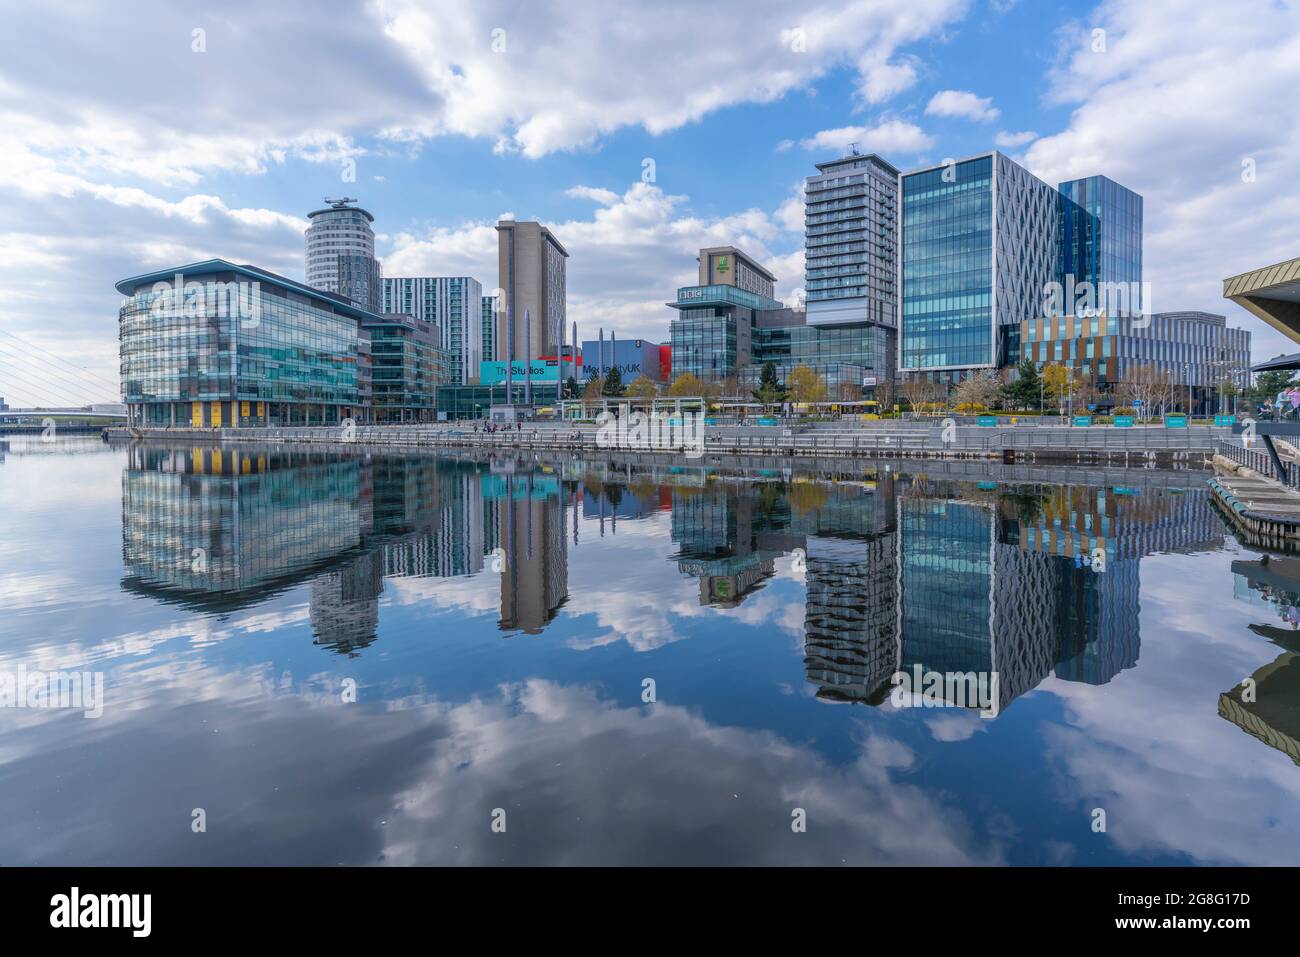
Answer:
2 435 1298 866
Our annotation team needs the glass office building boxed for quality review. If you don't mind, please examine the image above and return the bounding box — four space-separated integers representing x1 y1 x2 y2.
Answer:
1058 175 1143 308
749 320 894 394
362 314 451 423
118 259 365 428
667 242 894 396
900 154 1144 383
900 152 1062 379
435 383 560 420
668 283 784 381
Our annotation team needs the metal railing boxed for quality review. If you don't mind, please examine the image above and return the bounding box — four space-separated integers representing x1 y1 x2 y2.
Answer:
1216 438 1300 488
113 421 1228 459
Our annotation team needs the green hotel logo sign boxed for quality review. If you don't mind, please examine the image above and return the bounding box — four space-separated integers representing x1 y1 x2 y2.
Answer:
715 255 730 274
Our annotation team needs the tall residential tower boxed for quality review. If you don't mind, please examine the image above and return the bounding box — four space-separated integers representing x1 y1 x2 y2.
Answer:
382 276 484 385
305 198 382 314
802 152 901 390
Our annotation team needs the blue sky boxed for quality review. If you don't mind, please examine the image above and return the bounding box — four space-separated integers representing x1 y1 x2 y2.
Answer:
1 0 1298 406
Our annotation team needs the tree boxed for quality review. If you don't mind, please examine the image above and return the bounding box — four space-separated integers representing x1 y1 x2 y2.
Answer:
873 376 896 413
1041 363 1071 412
951 369 1001 412
583 375 604 400
625 374 658 399
668 372 706 397
900 375 940 415
602 365 624 397
717 375 746 399
1070 373 1098 414
1118 363 1173 420
786 364 828 404
1001 359 1042 411
563 376 580 400
1252 369 1297 408
753 361 787 407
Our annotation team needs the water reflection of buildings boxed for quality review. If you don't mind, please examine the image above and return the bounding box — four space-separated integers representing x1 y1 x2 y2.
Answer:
891 482 1220 711
892 482 1219 712
647 467 1223 714
120 444 1227 708
493 466 569 633
670 483 785 607
119 446 571 651
1225 556 1300 764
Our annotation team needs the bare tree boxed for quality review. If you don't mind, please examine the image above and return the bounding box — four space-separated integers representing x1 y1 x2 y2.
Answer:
900 375 939 415
951 369 1001 412
1118 363 1173 420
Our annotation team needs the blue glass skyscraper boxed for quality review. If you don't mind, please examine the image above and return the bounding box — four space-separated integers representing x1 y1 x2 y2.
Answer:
900 152 1059 377
1058 175 1144 313
900 154 1143 380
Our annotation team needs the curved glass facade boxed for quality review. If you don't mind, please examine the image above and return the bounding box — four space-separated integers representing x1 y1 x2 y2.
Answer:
119 267 361 427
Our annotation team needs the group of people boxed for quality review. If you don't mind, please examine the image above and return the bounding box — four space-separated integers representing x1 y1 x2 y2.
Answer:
471 420 524 434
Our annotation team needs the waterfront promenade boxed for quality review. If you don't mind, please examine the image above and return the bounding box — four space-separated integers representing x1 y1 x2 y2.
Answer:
109 418 1228 463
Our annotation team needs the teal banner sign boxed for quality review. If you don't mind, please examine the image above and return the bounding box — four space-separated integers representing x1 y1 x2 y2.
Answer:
480 360 560 385
1165 414 1188 428
977 415 997 427
1072 415 1092 427
1214 414 1236 426
757 416 779 426
1113 415 1134 428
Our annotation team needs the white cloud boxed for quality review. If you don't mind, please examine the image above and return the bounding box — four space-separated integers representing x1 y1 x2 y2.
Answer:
385 179 800 344
565 185 620 205
856 53 921 103
377 0 968 157
924 89 1000 122
800 119 934 155
994 129 1038 148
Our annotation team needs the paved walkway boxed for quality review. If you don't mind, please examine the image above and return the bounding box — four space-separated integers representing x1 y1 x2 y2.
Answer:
1214 471 1300 523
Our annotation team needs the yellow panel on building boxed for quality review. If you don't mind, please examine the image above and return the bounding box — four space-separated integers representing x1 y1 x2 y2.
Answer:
241 401 250 419
211 401 222 428
191 402 203 427
213 449 223 474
